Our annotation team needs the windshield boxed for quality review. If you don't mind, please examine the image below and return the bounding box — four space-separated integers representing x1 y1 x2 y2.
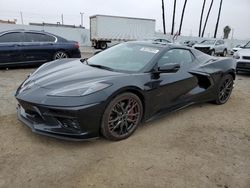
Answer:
88 43 161 72
244 41 250 48
200 40 216 45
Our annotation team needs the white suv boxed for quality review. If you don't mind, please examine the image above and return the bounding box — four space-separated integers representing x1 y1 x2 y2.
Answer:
234 41 250 73
193 39 227 56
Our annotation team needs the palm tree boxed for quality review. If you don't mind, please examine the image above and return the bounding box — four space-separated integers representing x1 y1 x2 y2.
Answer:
179 0 188 35
162 0 166 34
214 0 223 38
171 0 177 35
202 0 214 37
199 0 206 37
223 25 231 39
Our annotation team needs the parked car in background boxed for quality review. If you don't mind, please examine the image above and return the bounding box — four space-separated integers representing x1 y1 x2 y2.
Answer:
193 39 227 56
0 30 81 68
15 41 235 141
230 44 243 55
234 41 250 73
152 38 171 44
182 40 198 47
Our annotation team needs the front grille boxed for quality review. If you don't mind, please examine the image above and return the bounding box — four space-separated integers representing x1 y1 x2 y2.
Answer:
237 62 250 69
242 56 250 60
18 100 80 131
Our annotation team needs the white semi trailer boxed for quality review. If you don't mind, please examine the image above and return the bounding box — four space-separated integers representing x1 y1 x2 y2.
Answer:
90 15 156 49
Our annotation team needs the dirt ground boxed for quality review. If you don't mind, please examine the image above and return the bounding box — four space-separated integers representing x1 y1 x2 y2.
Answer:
0 63 250 188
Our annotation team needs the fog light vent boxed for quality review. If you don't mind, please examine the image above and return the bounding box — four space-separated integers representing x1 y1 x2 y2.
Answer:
58 118 80 130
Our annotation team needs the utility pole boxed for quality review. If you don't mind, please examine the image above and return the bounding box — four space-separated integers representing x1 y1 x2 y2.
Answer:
231 28 234 40
161 0 166 34
61 14 64 25
80 12 84 27
20 11 23 24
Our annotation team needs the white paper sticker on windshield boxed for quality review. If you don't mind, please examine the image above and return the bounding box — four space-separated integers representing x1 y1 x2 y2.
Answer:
140 47 159 54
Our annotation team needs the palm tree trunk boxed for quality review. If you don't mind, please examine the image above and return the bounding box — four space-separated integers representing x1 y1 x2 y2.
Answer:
214 0 223 38
199 0 206 37
162 0 166 34
179 0 188 35
202 0 214 37
171 0 177 35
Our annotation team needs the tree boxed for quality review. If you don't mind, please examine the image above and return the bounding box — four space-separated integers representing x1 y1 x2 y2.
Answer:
162 0 166 34
202 0 214 37
179 0 188 35
171 0 177 35
214 0 223 38
199 0 206 37
223 26 231 39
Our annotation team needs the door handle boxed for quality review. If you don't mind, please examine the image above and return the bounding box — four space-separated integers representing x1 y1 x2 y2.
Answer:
14 44 23 47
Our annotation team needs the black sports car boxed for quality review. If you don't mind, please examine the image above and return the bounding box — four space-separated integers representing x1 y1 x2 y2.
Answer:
0 30 81 68
15 42 236 141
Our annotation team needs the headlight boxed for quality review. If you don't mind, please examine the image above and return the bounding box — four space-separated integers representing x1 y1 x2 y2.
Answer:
233 52 240 59
48 82 111 97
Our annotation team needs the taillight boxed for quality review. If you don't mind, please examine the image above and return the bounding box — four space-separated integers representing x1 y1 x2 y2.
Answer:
74 42 80 49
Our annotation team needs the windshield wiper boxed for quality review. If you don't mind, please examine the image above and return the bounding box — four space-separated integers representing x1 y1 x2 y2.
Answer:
88 64 114 71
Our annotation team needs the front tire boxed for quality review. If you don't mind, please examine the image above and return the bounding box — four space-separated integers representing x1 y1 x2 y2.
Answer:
222 49 227 57
210 50 215 56
101 93 143 141
214 74 234 105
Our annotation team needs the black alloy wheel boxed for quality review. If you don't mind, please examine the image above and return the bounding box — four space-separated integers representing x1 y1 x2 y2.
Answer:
101 93 143 141
215 74 234 105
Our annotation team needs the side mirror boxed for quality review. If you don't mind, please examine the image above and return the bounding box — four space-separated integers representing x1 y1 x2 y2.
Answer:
158 63 180 73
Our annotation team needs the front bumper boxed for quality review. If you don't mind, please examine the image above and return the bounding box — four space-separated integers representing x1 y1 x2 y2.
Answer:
16 100 104 141
236 60 250 72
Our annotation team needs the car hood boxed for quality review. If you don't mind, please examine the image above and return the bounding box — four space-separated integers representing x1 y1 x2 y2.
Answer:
238 48 250 56
26 59 124 89
193 44 213 48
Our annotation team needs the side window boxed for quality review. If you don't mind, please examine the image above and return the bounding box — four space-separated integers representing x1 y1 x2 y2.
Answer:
0 32 23 42
24 33 55 42
155 39 161 42
215 41 220 45
162 39 170 43
43 34 56 42
158 49 194 67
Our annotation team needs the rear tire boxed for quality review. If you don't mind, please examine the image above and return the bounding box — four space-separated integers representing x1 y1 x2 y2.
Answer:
101 92 143 141
213 74 234 105
100 42 108 50
53 51 68 60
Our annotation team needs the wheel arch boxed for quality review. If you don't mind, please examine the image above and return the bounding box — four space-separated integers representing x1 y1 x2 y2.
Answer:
105 86 146 119
226 70 236 80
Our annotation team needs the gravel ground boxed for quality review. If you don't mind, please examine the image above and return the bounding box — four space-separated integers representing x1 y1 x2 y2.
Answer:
0 61 250 188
